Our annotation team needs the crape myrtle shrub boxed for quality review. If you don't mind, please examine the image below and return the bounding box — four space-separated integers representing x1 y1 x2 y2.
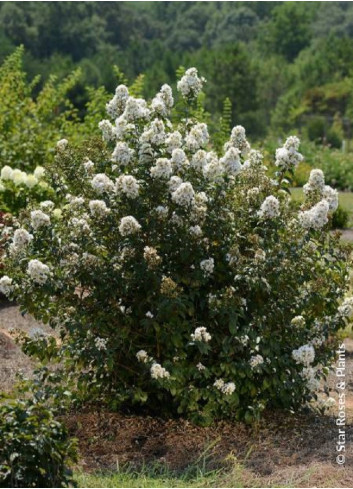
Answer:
1 69 352 424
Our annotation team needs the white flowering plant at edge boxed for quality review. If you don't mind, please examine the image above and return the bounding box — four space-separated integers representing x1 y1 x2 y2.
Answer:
1 68 351 425
0 165 54 215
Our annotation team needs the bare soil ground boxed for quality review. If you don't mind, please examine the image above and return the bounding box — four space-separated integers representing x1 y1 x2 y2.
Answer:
341 229 353 243
0 303 54 390
1 303 353 487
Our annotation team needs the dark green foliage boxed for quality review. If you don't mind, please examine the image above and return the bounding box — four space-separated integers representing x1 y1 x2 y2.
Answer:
262 2 316 61
326 128 342 150
0 372 77 488
0 46 80 171
307 116 327 144
332 205 349 230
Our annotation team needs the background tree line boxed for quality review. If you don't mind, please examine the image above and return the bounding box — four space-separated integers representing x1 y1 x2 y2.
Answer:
1 1 353 141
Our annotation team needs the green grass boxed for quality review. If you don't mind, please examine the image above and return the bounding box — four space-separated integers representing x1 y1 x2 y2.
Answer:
290 188 353 228
74 462 325 488
75 465 228 488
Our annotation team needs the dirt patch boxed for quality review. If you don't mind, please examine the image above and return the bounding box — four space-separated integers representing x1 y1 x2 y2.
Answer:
0 303 55 391
340 229 353 243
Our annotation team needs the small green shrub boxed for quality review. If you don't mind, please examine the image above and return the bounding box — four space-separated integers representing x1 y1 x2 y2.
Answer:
332 205 349 229
326 128 342 149
315 148 353 191
0 369 77 488
0 398 77 488
306 116 326 143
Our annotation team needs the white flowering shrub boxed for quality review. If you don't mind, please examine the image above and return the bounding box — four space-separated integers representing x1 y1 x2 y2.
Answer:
0 165 54 215
1 69 351 424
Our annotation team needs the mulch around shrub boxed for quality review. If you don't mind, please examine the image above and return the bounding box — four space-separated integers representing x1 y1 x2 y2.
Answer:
65 408 353 477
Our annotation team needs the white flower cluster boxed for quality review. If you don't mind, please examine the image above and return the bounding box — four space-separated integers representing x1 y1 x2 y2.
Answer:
0 275 13 296
196 362 205 371
115 175 140 199
0 165 45 189
91 174 114 194
213 379 236 395
83 159 95 172
177 67 205 99
249 354 264 369
303 169 338 212
185 123 209 151
291 315 306 328
168 176 182 192
30 210 50 230
12 228 33 250
69 196 85 209
275 136 303 170
112 141 135 166
292 344 315 366
89 200 110 217
322 185 339 211
200 258 214 276
304 169 325 193
202 155 224 182
338 297 353 319
136 349 149 363
150 362 170 379
189 225 203 238
165 131 182 153
243 150 263 169
190 150 207 171
69 217 90 237
140 119 166 146
150 158 172 179
115 116 135 141
220 147 242 175
258 196 280 219
27 259 50 285
151 84 174 117
225 125 250 156
118 216 141 236
155 205 168 219
95 337 108 351
56 139 68 151
298 200 329 230
191 326 212 343
98 119 116 142
171 182 195 207
123 96 150 122
106 85 129 118
143 246 161 268
171 149 188 170
301 367 320 392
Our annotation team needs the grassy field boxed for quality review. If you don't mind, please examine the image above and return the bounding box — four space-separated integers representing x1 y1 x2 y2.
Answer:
290 188 353 228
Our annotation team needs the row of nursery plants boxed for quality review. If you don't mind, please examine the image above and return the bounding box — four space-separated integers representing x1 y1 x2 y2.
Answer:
0 66 352 486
